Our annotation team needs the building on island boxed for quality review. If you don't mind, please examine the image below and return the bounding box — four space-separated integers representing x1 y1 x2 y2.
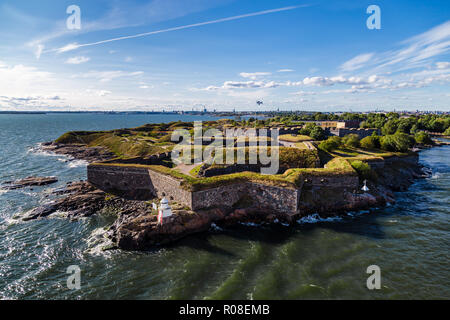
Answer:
328 128 380 139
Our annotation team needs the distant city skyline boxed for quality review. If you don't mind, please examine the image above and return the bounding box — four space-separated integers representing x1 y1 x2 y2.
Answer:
0 0 449 112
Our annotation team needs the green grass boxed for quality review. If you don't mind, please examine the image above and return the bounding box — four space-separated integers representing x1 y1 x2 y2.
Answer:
189 164 203 177
329 147 409 160
294 142 310 149
349 160 378 181
279 134 312 142
56 130 173 158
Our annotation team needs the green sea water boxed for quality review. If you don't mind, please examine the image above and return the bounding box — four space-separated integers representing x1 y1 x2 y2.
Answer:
0 113 448 299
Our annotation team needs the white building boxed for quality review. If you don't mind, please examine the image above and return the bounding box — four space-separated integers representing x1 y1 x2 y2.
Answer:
158 198 173 225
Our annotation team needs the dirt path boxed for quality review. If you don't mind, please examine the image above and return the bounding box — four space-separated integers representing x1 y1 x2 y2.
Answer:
303 141 316 150
176 163 200 176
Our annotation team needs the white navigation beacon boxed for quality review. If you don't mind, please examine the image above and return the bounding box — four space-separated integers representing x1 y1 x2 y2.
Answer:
362 180 370 192
158 198 173 218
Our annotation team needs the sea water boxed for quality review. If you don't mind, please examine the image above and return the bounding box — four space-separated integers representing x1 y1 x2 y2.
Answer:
0 113 448 299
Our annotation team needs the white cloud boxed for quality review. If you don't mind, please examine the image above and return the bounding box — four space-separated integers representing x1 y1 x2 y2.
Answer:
436 61 450 69
65 56 90 64
197 74 395 92
277 69 294 72
86 89 112 97
340 53 374 72
292 90 316 96
35 44 44 60
57 43 81 53
48 6 307 54
240 72 272 80
302 76 334 86
72 70 144 82
341 21 450 74
0 62 54 96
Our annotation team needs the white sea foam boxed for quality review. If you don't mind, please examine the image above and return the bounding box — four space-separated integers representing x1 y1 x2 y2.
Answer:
239 222 261 227
210 222 223 231
297 213 343 224
431 172 441 179
68 160 89 168
3 217 20 226
346 210 370 218
85 227 114 256
28 144 88 168
28 144 61 158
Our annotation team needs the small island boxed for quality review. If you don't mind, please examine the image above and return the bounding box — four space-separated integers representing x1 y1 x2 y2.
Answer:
24 113 449 251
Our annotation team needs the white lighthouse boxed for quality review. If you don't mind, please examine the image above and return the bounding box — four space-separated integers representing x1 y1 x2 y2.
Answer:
158 198 173 225
361 180 370 192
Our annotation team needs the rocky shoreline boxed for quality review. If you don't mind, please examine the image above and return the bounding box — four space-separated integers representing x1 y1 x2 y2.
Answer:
11 142 430 251
10 144 426 251
41 142 115 163
2 176 58 190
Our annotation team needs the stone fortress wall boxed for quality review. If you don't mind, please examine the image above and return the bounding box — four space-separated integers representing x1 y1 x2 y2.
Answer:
88 155 417 216
87 164 304 214
87 160 363 216
88 164 193 206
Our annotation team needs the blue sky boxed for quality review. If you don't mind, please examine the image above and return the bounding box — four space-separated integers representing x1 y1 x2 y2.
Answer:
0 0 449 111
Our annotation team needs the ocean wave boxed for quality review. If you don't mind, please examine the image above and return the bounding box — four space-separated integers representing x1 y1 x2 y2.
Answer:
210 222 223 232
28 144 64 158
28 144 88 168
239 222 262 227
85 227 114 256
68 160 89 168
431 172 442 179
346 210 370 217
297 213 343 224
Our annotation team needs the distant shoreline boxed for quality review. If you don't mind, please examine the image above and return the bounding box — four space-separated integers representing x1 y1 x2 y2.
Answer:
0 111 260 117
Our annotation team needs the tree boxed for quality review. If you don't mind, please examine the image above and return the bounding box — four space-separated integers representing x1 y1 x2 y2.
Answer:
381 133 415 152
360 136 380 149
309 126 327 141
415 131 433 145
342 134 361 148
382 119 398 135
396 117 416 134
445 127 450 136
380 135 397 151
319 136 342 152
394 133 415 152
299 123 318 136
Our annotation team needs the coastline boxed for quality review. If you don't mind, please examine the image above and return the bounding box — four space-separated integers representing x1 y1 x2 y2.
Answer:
17 140 433 251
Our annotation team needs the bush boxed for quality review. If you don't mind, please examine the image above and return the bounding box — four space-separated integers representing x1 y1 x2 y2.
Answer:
380 133 415 152
350 160 377 181
382 119 398 135
414 131 433 145
299 123 315 135
445 127 450 136
319 136 342 152
309 126 327 141
342 134 361 148
380 135 396 151
360 136 380 149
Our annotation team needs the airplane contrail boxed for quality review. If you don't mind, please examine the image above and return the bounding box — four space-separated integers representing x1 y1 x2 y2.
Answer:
46 5 309 54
